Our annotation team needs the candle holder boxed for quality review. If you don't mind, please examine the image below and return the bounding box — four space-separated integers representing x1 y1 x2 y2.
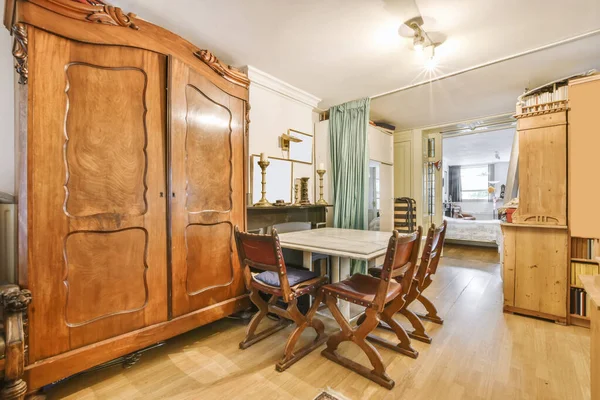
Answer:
300 177 310 205
316 169 328 205
293 179 301 206
253 160 272 207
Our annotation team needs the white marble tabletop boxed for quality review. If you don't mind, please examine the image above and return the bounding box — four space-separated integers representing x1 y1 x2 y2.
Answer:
278 228 393 260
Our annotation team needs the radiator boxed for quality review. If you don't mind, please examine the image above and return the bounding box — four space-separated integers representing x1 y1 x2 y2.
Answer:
0 204 16 284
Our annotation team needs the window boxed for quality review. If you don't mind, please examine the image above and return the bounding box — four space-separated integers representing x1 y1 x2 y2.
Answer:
461 165 489 201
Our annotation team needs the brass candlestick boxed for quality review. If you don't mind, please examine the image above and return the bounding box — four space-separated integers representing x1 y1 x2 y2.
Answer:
316 169 328 205
293 179 301 206
300 177 310 205
254 160 271 207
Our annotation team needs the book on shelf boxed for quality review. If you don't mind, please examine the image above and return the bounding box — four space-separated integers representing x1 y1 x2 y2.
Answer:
521 86 568 107
570 287 590 317
571 237 599 260
571 262 599 287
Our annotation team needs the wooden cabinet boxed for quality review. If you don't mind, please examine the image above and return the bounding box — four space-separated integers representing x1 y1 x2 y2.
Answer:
569 75 600 238
503 109 569 323
6 0 250 393
27 29 169 361
169 58 246 317
502 225 568 321
513 112 567 226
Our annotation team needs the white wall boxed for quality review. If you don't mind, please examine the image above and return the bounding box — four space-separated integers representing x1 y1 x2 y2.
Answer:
243 66 321 204
0 33 14 195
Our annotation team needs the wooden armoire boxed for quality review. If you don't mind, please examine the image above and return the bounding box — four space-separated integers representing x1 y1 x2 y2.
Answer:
3 0 250 395
502 109 568 323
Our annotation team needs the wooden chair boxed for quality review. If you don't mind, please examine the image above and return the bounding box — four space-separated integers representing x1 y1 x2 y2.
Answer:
367 220 447 344
234 226 328 372
319 228 422 389
267 222 330 276
409 220 447 325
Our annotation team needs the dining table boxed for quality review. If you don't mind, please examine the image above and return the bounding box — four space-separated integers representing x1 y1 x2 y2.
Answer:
278 227 393 319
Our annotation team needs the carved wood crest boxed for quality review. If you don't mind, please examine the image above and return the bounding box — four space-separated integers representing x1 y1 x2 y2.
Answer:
12 23 27 85
29 0 139 29
194 49 250 88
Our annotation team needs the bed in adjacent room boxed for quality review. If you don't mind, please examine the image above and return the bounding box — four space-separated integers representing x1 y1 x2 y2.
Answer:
443 216 502 251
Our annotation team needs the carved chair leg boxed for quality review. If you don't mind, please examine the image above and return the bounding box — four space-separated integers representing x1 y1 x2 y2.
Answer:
365 284 432 343
415 293 444 325
366 295 419 359
321 297 394 389
399 308 432 344
370 312 419 358
240 290 289 349
276 292 328 372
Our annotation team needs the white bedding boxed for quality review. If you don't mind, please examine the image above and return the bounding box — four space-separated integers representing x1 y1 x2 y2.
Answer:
443 217 502 246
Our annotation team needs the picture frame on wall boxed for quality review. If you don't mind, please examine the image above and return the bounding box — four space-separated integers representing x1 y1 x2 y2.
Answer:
287 129 313 165
250 155 294 204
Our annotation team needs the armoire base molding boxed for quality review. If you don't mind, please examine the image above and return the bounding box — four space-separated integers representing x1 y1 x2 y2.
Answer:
24 295 250 393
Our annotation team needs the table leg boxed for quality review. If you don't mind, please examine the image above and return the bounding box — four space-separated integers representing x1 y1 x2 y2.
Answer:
303 251 313 272
340 257 351 280
331 256 340 283
339 257 351 319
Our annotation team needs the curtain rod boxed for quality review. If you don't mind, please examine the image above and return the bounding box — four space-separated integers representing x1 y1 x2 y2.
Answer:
370 28 600 100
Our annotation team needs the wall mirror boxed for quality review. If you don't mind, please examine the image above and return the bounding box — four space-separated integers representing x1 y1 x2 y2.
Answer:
251 155 293 204
288 129 313 164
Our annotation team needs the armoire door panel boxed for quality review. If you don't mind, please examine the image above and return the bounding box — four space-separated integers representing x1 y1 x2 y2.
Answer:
64 228 148 326
185 222 234 295
185 85 233 213
28 28 168 361
64 63 148 218
170 58 246 317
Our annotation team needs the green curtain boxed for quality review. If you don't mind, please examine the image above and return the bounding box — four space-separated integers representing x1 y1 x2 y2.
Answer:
329 98 370 274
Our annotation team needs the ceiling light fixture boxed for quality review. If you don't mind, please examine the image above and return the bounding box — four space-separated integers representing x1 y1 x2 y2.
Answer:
413 34 425 52
400 16 446 70
425 45 438 71
411 23 425 52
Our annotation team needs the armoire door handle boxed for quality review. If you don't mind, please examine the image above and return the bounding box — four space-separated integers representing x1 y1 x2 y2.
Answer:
160 192 164 197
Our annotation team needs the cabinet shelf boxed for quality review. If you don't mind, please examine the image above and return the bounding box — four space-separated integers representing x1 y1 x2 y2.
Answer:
570 313 590 321
570 314 591 328
571 258 600 264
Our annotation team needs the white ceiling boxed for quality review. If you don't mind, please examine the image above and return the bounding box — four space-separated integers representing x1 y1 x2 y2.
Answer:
443 128 515 166
112 0 600 130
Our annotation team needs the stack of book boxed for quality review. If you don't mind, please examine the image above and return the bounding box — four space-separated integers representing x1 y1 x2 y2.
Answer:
571 262 599 287
570 288 589 317
572 237 597 259
516 83 569 114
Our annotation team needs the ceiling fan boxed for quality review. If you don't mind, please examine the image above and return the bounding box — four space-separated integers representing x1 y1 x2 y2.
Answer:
384 0 447 66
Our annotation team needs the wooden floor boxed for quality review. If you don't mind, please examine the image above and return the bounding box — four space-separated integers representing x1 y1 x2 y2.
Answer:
46 245 590 400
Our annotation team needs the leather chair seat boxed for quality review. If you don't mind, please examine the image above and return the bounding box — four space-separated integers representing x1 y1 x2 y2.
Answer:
322 274 402 306
368 265 383 277
254 267 318 287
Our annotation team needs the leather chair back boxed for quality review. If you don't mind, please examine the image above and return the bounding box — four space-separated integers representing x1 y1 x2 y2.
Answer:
375 227 422 310
234 226 293 298
415 220 447 285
